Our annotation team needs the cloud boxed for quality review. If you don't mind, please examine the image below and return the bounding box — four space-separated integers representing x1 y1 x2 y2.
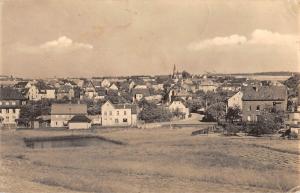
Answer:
249 29 297 45
187 34 247 50
188 29 298 50
15 36 93 54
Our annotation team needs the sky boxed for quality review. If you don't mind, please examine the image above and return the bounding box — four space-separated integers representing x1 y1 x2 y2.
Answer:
1 0 299 78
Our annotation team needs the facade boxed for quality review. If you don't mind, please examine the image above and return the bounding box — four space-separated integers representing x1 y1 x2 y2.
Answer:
227 91 243 109
242 85 287 122
169 100 190 119
0 87 26 127
198 80 218 93
101 100 137 126
56 85 75 100
50 104 87 127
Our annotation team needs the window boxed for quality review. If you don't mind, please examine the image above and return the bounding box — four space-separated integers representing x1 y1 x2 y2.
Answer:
104 112 107 116
248 106 252 111
247 116 251 121
13 109 16 113
256 105 260 111
6 109 9 113
124 111 127 115
5 102 9 105
109 111 112 116
123 118 128 123
12 101 16 105
0 102 2 105
116 111 119 115
115 119 119 123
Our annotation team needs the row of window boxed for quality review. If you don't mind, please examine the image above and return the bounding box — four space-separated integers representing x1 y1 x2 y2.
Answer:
248 105 260 111
0 101 17 106
103 118 128 123
1 109 17 113
103 110 127 116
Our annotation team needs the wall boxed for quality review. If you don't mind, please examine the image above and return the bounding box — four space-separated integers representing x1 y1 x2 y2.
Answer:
69 122 91 129
242 100 287 122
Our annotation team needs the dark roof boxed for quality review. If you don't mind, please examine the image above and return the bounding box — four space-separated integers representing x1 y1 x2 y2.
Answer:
69 115 91 123
51 104 87 115
242 85 287 101
14 81 28 88
0 87 26 100
131 88 150 96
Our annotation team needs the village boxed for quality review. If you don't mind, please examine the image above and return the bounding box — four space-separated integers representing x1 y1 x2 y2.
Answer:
0 66 300 138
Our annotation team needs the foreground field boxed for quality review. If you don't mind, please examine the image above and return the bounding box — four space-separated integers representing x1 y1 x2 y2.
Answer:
1 128 299 193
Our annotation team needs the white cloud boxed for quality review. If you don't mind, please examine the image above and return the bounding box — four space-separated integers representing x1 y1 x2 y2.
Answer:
249 29 297 45
188 34 247 50
188 29 298 50
15 36 93 54
40 36 93 50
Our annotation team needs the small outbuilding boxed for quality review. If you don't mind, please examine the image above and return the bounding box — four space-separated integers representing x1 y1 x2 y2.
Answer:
68 115 91 129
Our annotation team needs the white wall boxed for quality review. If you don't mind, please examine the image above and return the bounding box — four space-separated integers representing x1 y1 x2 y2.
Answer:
69 122 91 129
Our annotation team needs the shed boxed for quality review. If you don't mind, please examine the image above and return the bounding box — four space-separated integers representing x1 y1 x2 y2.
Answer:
68 115 91 129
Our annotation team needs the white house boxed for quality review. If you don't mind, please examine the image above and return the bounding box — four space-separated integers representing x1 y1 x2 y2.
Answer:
50 104 87 127
101 100 137 127
101 79 111 88
26 85 39 101
109 83 119 90
169 100 190 119
227 91 243 110
0 87 26 127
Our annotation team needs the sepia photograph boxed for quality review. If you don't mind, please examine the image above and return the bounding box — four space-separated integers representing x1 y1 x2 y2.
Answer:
0 0 299 192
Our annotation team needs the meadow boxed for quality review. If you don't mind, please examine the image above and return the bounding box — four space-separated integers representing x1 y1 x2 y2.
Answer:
0 127 299 193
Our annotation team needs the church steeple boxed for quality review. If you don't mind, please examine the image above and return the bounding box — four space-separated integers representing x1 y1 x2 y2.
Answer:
172 64 176 78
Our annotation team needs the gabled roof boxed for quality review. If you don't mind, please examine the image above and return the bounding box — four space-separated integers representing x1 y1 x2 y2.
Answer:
242 85 287 101
14 81 29 88
0 87 26 100
69 115 91 123
103 100 138 114
51 104 87 115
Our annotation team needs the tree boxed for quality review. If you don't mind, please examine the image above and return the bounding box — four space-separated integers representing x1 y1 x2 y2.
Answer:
226 106 242 123
205 102 226 122
247 109 284 136
186 99 204 113
138 103 172 123
182 71 191 79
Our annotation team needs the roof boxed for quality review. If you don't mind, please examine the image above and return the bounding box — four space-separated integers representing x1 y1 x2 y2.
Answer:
242 85 287 101
14 81 28 88
104 100 138 114
51 104 87 115
69 115 91 123
131 88 150 96
0 87 26 100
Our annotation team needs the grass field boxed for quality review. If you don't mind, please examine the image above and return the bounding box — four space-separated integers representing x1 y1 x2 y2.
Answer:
1 127 299 193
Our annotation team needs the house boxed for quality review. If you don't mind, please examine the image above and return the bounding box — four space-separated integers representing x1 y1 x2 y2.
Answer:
198 79 218 93
101 100 137 127
242 85 287 122
168 100 190 119
68 115 92 129
286 84 300 136
227 91 243 110
56 85 75 100
0 87 26 127
26 85 39 100
36 82 56 100
101 79 111 88
50 104 87 127
131 88 151 102
109 83 118 90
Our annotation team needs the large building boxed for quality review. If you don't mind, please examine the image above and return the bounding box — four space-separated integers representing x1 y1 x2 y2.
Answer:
242 85 287 122
0 87 26 127
227 91 243 110
101 100 137 127
50 104 87 127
